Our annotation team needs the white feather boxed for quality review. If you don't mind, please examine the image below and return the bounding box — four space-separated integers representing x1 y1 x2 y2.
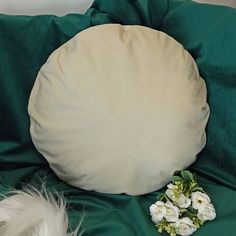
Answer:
0 187 83 236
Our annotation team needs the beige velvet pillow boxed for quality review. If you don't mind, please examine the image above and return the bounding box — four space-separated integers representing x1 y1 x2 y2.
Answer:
28 24 209 195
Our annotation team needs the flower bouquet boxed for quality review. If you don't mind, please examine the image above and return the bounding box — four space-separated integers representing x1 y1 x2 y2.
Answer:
150 170 216 236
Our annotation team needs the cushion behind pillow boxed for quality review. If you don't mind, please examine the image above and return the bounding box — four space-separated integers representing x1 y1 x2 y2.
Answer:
28 24 209 195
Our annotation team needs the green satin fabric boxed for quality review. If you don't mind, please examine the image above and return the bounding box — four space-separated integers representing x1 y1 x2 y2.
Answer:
0 0 235 235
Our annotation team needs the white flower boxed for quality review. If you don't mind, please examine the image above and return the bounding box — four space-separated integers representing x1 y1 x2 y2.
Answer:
191 192 211 210
175 194 191 209
150 201 166 224
166 189 191 209
175 217 196 236
164 201 179 222
167 183 175 189
166 188 176 201
197 203 216 221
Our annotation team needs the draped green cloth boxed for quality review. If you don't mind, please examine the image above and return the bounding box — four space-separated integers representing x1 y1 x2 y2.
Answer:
0 0 235 235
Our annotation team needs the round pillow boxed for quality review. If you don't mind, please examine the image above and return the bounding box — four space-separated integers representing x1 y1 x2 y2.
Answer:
28 24 209 195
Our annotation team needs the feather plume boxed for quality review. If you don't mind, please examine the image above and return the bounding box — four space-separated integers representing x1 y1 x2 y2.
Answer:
0 187 83 236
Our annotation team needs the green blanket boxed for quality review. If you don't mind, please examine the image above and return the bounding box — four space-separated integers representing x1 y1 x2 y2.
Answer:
0 0 235 235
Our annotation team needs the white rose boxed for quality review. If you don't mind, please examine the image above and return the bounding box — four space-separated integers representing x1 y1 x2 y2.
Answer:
166 189 191 209
197 203 216 221
191 192 211 210
150 201 166 224
164 201 179 222
175 217 196 236
166 188 176 201
175 194 191 209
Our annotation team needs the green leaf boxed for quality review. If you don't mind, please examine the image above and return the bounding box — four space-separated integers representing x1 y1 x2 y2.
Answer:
191 186 205 192
181 170 194 182
188 206 198 215
171 176 184 184
157 193 165 201
182 183 191 196
193 173 198 182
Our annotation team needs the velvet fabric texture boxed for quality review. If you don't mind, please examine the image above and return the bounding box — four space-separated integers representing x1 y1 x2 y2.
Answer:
0 0 236 235
29 24 209 195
